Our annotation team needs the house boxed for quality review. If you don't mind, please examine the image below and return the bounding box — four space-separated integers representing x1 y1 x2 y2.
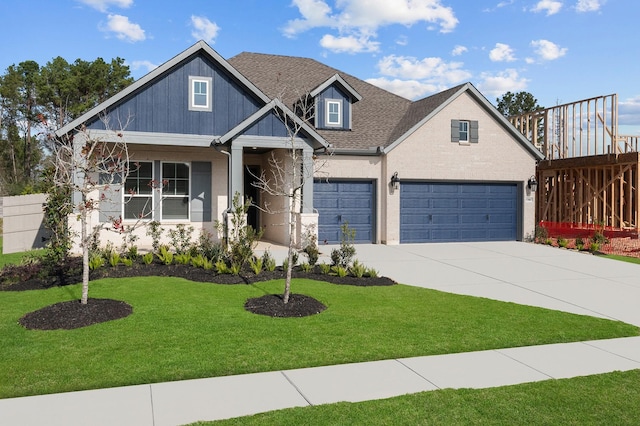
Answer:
56 40 543 251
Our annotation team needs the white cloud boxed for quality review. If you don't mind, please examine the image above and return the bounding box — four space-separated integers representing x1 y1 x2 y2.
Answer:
530 39 567 61
376 54 471 84
101 14 145 42
477 69 529 98
283 0 458 54
128 60 158 74
76 0 133 12
489 43 516 62
190 16 220 43
365 77 437 100
575 0 604 12
320 34 380 53
451 45 468 56
531 0 563 15
619 96 640 126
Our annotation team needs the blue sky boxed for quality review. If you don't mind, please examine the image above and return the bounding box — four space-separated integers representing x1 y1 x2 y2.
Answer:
1 0 638 134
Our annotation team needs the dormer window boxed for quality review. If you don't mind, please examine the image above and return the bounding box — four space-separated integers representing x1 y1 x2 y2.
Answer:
326 99 342 126
189 76 212 111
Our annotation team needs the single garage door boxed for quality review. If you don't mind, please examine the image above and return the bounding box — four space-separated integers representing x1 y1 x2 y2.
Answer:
314 180 374 244
400 182 518 243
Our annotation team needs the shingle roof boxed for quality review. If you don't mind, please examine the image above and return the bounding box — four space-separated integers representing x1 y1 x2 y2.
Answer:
228 52 412 151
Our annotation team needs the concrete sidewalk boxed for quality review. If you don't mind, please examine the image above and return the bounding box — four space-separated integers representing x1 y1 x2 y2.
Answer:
2 242 640 425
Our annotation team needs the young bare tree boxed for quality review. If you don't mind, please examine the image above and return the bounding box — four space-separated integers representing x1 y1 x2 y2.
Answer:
53 120 131 304
251 94 327 304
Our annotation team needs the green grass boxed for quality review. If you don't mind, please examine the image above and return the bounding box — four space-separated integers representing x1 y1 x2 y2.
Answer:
198 369 640 425
0 276 637 399
600 253 640 265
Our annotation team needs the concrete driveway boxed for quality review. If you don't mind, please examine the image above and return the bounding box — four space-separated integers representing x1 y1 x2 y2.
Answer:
315 241 640 327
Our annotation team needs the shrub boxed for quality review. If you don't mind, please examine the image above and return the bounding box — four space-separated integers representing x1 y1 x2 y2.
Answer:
592 230 608 245
202 257 213 270
121 257 133 267
108 252 121 267
156 246 174 265
557 238 568 248
229 263 241 275
318 262 331 274
146 221 163 253
174 253 192 265
191 254 206 268
330 222 356 268
89 254 105 270
350 260 366 278
215 260 230 274
142 252 154 265
249 257 263 275
262 250 277 272
168 224 195 254
300 262 313 273
227 193 263 268
365 267 378 278
534 224 549 243
545 238 553 246
330 265 348 277
302 226 319 266
590 242 600 252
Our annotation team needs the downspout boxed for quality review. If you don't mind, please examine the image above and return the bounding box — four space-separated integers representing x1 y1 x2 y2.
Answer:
214 141 232 244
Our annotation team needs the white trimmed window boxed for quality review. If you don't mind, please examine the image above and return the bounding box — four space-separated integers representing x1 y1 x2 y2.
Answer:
459 120 469 142
189 76 212 111
124 161 153 220
162 162 190 220
326 99 341 126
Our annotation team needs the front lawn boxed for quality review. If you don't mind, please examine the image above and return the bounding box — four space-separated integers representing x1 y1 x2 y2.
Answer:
1 276 637 399
200 369 640 425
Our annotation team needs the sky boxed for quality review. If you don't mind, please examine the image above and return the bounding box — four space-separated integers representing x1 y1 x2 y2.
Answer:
1 0 639 134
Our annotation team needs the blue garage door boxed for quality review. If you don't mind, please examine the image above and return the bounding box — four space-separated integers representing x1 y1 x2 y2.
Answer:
314 180 374 244
400 182 518 243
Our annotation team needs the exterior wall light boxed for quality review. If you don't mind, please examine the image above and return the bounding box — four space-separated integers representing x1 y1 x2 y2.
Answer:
527 176 538 192
391 172 400 190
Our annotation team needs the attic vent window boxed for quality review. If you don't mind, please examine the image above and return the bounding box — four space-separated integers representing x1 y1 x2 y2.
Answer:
189 76 212 112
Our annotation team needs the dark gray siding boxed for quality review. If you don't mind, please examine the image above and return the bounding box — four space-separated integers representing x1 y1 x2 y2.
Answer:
316 85 350 130
88 53 263 136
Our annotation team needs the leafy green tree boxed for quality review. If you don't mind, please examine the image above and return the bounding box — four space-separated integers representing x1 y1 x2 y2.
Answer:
496 91 542 117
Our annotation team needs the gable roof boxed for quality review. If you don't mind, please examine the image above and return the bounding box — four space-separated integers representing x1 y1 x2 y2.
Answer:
55 41 272 138
310 74 362 102
383 82 544 159
228 52 412 151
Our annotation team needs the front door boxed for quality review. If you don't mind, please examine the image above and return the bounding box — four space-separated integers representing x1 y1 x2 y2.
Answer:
244 166 260 230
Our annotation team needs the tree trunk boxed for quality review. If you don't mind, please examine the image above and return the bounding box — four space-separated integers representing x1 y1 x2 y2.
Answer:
283 206 296 304
80 204 89 305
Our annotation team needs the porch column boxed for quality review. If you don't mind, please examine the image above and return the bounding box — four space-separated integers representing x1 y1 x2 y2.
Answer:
302 148 314 213
230 144 244 202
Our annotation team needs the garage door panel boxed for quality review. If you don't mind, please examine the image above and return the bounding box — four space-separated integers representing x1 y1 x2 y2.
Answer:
314 180 374 244
400 182 518 243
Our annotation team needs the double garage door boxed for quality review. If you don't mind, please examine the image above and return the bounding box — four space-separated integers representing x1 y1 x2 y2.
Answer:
314 180 519 244
400 182 518 243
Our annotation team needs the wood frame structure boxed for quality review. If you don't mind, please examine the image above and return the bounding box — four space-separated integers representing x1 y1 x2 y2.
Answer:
511 94 640 236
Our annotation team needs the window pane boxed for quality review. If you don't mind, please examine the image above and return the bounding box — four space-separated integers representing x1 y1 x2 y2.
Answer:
327 101 340 124
124 196 152 220
162 197 189 220
174 179 189 195
193 81 207 106
175 163 189 178
194 93 207 106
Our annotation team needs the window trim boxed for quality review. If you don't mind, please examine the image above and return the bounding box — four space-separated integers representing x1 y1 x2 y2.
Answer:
459 120 469 143
123 161 154 221
189 76 212 112
325 99 342 126
161 161 191 221
451 119 479 144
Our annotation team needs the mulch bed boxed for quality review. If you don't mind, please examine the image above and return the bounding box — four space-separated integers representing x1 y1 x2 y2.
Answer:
2 259 395 329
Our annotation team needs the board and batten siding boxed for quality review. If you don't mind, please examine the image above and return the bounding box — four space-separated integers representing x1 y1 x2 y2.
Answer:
316 85 351 130
87 53 262 136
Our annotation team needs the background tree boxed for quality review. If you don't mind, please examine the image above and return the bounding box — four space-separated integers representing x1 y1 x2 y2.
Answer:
0 56 134 195
496 91 542 117
497 91 545 148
